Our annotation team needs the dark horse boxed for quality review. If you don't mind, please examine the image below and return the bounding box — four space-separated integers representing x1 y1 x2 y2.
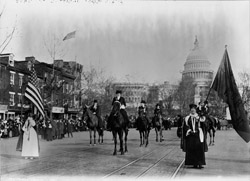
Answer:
152 114 163 142
82 105 101 146
109 101 128 155
136 112 151 147
205 115 217 146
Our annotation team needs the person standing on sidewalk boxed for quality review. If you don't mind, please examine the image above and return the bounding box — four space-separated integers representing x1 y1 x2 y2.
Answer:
182 103 207 169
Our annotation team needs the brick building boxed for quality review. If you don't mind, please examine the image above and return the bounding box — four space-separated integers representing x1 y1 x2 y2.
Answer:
0 54 82 120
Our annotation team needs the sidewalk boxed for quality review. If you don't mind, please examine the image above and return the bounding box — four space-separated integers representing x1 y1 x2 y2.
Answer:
176 129 250 180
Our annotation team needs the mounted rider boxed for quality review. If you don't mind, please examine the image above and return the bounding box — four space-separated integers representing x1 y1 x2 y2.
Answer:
89 99 103 130
135 100 149 130
107 90 130 131
197 100 216 131
154 103 162 118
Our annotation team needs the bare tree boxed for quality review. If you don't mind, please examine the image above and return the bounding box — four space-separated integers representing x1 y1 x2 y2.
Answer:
173 76 196 115
238 70 250 111
80 65 115 112
0 3 16 54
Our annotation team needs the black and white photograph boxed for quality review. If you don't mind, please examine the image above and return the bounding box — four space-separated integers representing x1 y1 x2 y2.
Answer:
0 0 250 180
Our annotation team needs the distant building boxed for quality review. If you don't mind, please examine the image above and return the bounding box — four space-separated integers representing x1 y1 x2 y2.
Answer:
182 37 213 104
0 54 83 120
108 81 177 115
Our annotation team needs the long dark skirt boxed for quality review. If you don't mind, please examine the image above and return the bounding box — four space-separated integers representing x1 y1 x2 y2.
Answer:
185 133 206 166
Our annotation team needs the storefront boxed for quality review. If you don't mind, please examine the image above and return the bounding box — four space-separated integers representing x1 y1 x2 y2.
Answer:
66 108 79 120
52 107 65 120
0 105 8 120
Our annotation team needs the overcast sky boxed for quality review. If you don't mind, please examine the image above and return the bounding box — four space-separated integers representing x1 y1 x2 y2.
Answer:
1 0 249 84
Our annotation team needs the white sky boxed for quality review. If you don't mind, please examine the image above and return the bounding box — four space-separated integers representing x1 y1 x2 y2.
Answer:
1 0 249 84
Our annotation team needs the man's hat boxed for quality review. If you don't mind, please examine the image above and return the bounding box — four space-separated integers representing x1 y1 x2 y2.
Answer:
116 90 122 94
141 100 146 104
94 100 98 103
189 103 197 109
204 100 208 104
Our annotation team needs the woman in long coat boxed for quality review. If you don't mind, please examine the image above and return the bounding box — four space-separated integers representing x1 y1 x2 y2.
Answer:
21 114 39 159
182 104 207 169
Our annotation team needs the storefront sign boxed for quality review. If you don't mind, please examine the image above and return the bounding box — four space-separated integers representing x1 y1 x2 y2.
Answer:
52 107 65 113
0 105 8 111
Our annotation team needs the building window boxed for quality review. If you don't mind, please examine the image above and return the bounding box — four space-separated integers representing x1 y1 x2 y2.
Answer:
10 71 16 85
18 93 22 104
9 92 15 106
44 72 48 82
66 84 69 93
18 74 24 87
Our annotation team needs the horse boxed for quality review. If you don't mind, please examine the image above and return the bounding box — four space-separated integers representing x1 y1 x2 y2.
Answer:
82 105 99 146
108 101 128 155
97 118 105 144
152 114 163 142
205 115 217 146
136 111 151 147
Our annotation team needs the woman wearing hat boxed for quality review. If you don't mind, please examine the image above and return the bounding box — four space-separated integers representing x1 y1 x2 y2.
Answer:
182 103 207 169
107 90 129 131
90 99 103 130
135 100 148 130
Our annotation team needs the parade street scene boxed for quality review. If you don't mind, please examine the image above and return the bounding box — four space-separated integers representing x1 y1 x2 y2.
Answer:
0 0 250 181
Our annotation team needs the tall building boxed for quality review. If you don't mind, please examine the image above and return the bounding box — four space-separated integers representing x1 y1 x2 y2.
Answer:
182 37 213 104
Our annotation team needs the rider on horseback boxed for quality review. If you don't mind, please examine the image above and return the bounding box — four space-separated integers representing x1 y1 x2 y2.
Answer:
135 100 149 130
106 90 130 131
197 100 216 131
90 100 103 130
154 103 162 118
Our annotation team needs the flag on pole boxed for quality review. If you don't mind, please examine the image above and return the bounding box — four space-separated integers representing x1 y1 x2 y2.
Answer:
63 31 76 41
211 47 250 142
25 64 45 118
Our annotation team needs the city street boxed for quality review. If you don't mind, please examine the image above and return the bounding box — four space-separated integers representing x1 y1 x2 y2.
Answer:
1 128 250 180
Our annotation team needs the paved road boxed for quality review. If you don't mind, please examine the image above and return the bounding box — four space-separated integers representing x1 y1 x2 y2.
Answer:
1 128 250 180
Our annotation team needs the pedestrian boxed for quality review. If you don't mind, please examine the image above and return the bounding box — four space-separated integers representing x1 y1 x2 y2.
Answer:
45 119 53 141
176 115 183 138
182 103 207 169
21 113 39 159
67 119 73 138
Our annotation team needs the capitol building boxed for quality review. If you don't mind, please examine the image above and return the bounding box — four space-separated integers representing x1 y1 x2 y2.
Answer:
182 37 214 104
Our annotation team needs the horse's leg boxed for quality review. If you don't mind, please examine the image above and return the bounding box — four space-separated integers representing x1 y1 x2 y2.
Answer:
139 131 142 147
125 129 128 152
212 130 215 145
113 131 117 155
209 131 212 146
155 128 158 142
145 130 148 147
89 129 92 146
119 130 124 155
160 128 163 142
93 128 96 145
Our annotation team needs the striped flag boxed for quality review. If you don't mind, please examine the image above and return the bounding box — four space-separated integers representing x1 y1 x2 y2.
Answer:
25 64 45 118
63 31 76 41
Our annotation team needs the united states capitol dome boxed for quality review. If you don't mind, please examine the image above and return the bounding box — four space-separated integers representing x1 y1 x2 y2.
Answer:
182 36 213 81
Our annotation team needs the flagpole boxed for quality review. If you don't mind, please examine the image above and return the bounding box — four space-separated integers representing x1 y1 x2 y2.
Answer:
205 45 228 102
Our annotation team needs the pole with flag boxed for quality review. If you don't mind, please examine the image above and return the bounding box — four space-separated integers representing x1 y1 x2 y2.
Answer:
206 45 250 143
24 63 45 118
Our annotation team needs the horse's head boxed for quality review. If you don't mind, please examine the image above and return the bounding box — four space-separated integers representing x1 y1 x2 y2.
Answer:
111 101 121 116
82 105 90 122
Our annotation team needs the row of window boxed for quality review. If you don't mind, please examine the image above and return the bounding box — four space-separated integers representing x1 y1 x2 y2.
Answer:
9 92 23 106
10 71 23 87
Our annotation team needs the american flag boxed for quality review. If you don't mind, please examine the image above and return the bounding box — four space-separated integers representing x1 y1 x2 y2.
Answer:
25 64 45 118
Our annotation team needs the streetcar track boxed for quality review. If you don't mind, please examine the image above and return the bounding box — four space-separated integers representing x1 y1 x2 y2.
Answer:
170 158 185 179
136 148 176 178
102 140 177 179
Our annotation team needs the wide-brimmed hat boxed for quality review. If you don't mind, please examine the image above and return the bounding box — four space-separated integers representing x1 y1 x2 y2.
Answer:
93 100 98 103
116 90 122 94
189 103 197 109
141 100 146 104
